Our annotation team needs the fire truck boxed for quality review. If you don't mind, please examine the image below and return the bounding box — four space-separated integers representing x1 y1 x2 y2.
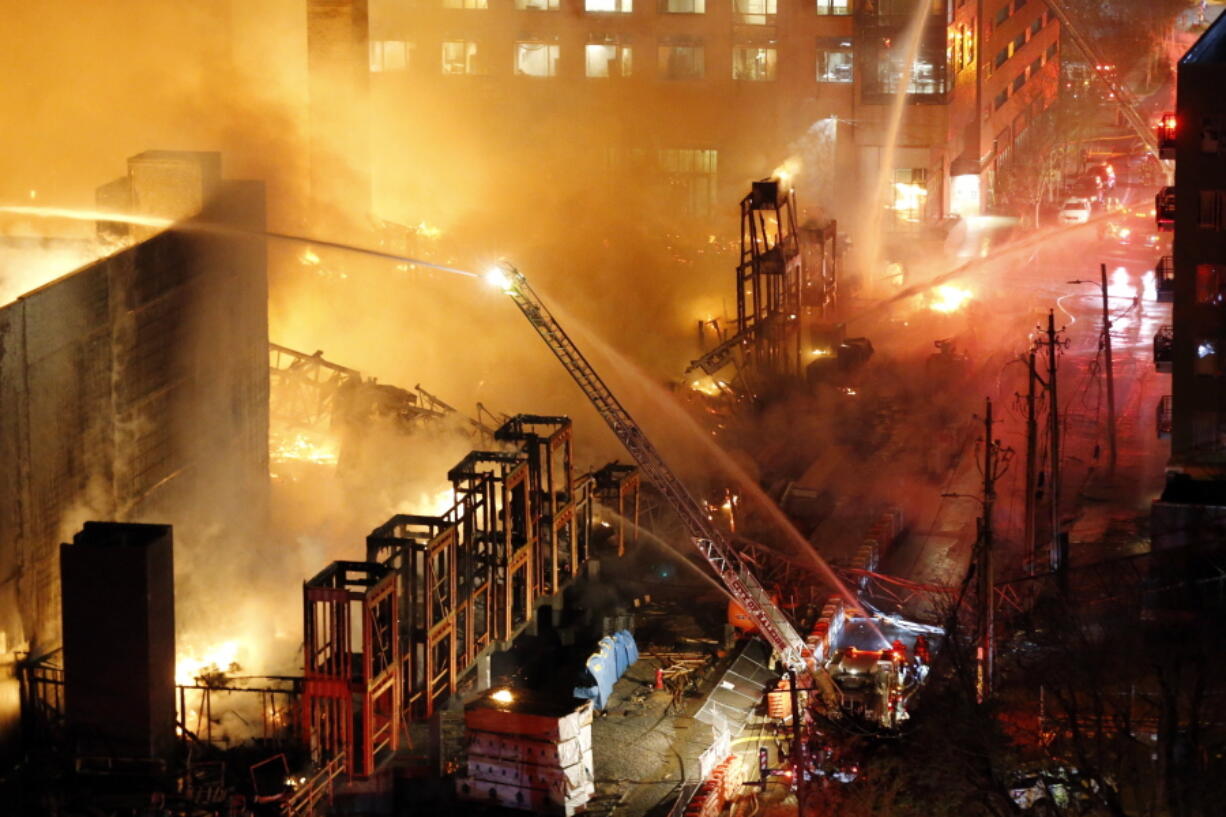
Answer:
487 263 923 733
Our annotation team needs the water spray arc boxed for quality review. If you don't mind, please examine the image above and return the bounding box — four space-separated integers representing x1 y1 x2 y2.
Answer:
0 206 480 280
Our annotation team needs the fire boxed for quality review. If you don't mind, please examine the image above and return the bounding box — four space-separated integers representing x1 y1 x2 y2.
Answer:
414 221 443 240
772 157 800 187
927 284 973 314
176 639 243 686
398 485 458 518
689 376 728 397
299 248 321 266
810 347 833 357
270 430 340 466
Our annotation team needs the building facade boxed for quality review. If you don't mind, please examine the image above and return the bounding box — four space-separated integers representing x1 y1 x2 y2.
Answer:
307 0 1060 240
1153 14 1226 546
0 152 269 755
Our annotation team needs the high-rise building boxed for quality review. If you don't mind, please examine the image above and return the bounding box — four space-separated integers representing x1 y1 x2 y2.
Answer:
1153 13 1226 547
306 0 1059 236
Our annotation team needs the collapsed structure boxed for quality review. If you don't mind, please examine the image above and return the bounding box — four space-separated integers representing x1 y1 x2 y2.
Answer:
0 152 267 757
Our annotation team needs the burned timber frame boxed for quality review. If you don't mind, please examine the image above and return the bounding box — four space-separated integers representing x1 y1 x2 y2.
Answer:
301 414 639 779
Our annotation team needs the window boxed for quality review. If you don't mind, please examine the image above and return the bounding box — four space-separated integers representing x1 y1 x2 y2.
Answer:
1195 339 1221 376
1199 190 1226 230
1197 264 1226 304
964 21 975 66
443 0 487 8
995 89 1008 109
732 46 777 80
1013 33 1026 52
586 40 632 77
517 0 560 7
1046 42 1057 61
658 40 704 78
515 41 559 76
994 4 1009 26
662 0 704 12
995 47 1008 68
370 40 410 72
1012 73 1025 92
1014 0 1026 9
817 38 853 83
657 149 718 216
1030 17 1042 36
859 24 948 101
1030 57 1041 77
586 0 632 11
815 0 850 13
442 40 484 74
733 0 775 24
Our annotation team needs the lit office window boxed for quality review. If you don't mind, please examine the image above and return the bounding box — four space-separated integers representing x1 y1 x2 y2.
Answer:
586 41 633 77
515 41 560 76
443 0 488 8
662 0 705 13
517 0 560 7
732 46 777 81
815 0 850 13
658 41 705 78
442 40 484 74
370 41 410 72
733 0 775 24
817 38 853 83
586 0 633 12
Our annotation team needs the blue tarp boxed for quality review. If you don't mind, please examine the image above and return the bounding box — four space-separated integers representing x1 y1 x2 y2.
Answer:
618 629 639 666
572 631 638 710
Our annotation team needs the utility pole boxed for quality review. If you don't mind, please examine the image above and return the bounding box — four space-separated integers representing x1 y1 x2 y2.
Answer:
1041 310 1068 591
1100 263 1118 475
1068 267 1118 474
977 397 995 703
1023 349 1039 575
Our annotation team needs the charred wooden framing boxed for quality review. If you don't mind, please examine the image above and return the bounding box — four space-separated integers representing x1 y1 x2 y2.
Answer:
301 414 638 778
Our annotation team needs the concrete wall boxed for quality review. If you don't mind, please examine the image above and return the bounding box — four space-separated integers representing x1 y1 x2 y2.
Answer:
0 166 268 757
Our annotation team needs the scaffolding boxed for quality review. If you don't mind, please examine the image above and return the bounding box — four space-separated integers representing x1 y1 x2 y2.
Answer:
737 179 807 383
688 180 836 395
301 413 639 779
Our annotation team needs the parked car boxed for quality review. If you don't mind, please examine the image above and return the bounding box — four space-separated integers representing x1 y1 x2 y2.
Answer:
1059 197 1093 224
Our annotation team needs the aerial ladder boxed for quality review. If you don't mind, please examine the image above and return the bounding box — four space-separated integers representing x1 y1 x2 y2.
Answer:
487 264 812 673
1040 0 1163 163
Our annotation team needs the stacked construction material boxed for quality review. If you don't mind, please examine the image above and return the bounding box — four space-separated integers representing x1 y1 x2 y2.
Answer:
683 755 744 817
456 690 594 816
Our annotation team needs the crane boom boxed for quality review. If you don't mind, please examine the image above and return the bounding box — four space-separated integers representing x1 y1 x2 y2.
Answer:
492 265 809 671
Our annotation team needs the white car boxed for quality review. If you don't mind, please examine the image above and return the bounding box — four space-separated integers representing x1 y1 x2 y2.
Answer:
1059 197 1092 224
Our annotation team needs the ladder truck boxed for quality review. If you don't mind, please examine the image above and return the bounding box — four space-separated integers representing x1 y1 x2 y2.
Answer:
486 263 813 674
488 263 931 738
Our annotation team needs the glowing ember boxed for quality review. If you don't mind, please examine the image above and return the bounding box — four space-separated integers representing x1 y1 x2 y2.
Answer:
689 377 728 397
490 688 514 703
927 284 973 314
176 640 243 686
810 347 833 357
270 430 340 466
